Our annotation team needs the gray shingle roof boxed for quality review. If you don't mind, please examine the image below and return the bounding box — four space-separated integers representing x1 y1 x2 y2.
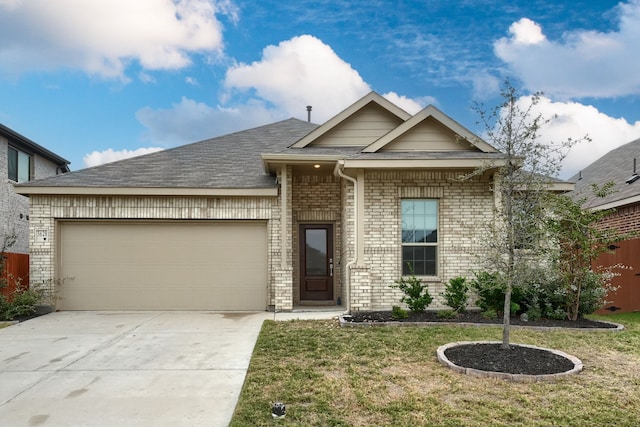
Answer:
18 118 318 189
568 138 640 208
1 122 70 171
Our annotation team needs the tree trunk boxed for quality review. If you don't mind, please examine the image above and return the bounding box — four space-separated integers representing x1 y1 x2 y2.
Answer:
502 284 511 349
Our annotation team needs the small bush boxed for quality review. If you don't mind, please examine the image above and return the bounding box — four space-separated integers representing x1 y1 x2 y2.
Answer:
471 271 526 316
525 306 542 321
481 308 498 319
437 310 458 319
0 287 43 321
391 271 433 313
442 276 469 313
391 306 408 320
470 271 504 313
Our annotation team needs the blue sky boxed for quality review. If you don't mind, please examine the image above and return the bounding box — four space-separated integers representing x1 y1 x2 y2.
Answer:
1 0 640 179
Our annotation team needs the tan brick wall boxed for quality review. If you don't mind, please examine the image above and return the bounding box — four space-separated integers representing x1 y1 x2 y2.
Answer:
27 169 496 313
28 194 287 308
349 170 494 311
291 174 342 304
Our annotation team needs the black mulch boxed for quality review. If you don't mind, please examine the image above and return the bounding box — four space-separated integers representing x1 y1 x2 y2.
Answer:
443 343 576 375
346 310 616 329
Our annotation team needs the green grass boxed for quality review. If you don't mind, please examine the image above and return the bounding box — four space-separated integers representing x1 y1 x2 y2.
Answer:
231 313 640 426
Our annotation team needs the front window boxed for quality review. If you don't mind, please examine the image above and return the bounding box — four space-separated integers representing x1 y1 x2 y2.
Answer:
401 199 438 276
8 146 32 182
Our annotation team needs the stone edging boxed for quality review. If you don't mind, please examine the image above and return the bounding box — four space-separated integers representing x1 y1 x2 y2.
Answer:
338 315 624 332
436 341 583 382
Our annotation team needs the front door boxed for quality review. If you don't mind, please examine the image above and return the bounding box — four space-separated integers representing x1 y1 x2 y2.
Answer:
299 224 334 301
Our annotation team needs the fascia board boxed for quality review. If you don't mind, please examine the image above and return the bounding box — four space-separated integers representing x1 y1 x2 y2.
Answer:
14 186 278 197
589 194 640 211
341 158 508 169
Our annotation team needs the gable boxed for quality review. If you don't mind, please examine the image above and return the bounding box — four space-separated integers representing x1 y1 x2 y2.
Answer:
362 105 496 154
308 104 404 147
379 117 479 152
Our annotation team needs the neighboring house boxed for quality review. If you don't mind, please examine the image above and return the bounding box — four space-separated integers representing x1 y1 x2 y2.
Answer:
1 123 70 295
16 92 514 312
568 138 640 313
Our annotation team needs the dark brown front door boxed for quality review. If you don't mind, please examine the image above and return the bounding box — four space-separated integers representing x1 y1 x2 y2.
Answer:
300 224 334 301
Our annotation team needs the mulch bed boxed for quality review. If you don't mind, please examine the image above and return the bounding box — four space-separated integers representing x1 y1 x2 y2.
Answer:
346 310 617 329
443 343 576 375
345 310 614 376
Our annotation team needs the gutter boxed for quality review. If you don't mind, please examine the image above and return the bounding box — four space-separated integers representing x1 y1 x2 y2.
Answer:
334 161 358 311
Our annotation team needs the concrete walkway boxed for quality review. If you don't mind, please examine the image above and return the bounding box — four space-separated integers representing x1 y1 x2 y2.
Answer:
0 310 343 427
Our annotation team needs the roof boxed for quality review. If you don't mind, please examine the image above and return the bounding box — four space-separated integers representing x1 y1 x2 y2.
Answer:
16 118 318 196
16 92 516 197
0 123 70 172
568 138 640 210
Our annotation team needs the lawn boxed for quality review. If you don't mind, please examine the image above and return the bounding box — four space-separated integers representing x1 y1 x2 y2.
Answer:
231 312 640 426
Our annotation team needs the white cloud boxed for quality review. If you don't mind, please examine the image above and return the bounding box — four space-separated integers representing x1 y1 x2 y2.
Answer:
0 0 231 79
136 35 428 146
494 1 640 98
512 96 640 178
507 18 546 45
223 35 371 123
382 92 429 114
83 147 164 168
136 96 283 146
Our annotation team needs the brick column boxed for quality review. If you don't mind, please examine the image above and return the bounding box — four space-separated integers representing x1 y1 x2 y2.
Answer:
349 265 371 311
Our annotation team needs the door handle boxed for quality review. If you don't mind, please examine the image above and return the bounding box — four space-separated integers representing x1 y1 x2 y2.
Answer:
329 258 333 277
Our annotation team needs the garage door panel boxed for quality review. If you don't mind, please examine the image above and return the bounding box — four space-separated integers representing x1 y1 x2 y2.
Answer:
58 221 267 311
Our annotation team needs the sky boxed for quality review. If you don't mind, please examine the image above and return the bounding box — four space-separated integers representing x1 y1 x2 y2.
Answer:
2 0 640 179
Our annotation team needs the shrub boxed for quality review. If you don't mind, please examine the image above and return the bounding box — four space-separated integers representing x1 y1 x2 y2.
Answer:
391 271 433 313
391 306 408 320
442 276 469 313
437 310 458 319
0 287 43 321
471 271 524 316
481 308 498 319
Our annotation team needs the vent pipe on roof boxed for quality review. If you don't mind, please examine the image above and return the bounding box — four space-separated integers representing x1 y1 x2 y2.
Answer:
625 158 639 184
306 105 312 122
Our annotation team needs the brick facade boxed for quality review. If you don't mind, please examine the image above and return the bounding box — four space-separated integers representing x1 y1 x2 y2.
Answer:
291 174 342 305
1 136 61 255
597 202 640 235
349 170 494 311
27 169 496 312
27 194 285 307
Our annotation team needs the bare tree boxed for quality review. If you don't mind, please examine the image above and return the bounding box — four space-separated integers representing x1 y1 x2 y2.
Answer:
471 80 586 348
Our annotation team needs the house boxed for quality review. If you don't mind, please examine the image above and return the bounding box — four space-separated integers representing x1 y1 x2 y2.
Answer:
1 123 70 296
568 138 640 313
15 92 511 312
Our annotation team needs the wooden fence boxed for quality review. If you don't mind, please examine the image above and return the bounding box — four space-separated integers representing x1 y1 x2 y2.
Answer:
0 252 29 301
595 238 640 314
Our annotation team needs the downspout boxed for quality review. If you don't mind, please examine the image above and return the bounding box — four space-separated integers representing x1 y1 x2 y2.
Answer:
335 161 357 312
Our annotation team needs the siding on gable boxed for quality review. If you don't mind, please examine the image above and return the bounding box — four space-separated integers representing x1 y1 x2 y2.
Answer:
380 117 474 152
310 105 403 147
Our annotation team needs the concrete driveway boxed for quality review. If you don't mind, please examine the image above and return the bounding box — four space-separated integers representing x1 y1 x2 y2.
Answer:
0 311 286 427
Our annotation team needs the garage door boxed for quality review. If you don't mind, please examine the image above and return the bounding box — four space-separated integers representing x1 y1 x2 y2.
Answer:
58 221 268 311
